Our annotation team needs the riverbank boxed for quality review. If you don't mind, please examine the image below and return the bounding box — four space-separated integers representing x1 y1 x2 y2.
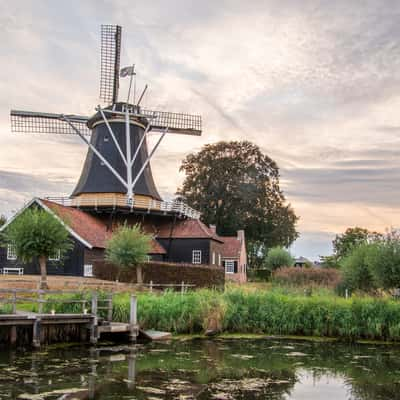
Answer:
5 286 400 342
29 287 400 342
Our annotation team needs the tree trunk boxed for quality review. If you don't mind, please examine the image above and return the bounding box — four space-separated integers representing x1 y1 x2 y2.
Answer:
39 256 48 290
136 265 143 285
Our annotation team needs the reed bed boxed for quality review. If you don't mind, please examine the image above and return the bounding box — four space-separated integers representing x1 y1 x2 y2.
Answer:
29 288 400 341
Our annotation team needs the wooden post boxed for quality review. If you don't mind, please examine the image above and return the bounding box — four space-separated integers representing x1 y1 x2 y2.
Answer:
129 295 137 342
10 326 17 346
107 293 113 322
127 351 136 390
12 290 17 314
181 281 185 296
90 293 98 345
32 318 41 348
149 280 153 293
38 290 43 314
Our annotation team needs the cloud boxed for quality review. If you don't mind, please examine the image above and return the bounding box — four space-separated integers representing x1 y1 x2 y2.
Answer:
2 1 400 259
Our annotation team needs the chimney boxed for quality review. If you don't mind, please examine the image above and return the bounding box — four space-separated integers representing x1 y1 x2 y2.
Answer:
209 224 217 234
237 230 245 242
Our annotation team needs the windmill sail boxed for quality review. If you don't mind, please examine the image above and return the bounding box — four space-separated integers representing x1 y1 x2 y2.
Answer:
100 25 122 105
141 109 202 135
10 110 90 135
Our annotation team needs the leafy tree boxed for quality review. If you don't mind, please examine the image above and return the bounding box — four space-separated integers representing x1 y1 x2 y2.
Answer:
341 244 376 292
333 227 382 263
177 141 299 268
4 208 72 289
367 241 400 290
105 224 151 284
0 215 6 227
264 247 294 274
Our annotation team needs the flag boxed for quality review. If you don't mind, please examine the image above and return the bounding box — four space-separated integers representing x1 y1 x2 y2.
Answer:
120 65 135 77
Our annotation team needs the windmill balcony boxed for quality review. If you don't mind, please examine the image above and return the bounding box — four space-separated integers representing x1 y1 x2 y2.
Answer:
45 194 201 220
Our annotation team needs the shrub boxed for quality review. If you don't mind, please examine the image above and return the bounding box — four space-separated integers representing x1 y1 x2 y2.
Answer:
105 224 151 284
264 247 294 274
93 260 225 289
272 267 342 288
341 244 376 292
367 241 400 290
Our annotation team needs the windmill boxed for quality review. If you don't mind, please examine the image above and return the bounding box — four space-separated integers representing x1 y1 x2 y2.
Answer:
10 25 201 218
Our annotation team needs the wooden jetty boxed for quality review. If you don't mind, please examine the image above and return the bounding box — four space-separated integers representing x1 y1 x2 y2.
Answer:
0 289 138 347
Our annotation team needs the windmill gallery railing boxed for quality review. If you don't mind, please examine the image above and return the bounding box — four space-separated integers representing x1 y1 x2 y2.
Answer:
45 195 201 219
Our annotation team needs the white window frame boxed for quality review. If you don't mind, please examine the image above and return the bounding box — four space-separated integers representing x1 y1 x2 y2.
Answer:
48 249 61 261
218 254 221 266
225 260 235 274
7 244 17 261
212 252 216 265
84 264 93 277
192 250 202 264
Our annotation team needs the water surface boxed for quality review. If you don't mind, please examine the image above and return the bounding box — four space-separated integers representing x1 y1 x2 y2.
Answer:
0 338 399 399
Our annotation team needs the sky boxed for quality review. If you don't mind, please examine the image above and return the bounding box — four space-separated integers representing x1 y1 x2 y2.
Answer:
1 0 400 261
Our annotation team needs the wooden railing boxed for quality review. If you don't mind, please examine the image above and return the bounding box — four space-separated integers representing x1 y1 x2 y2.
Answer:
144 280 196 294
0 289 138 346
45 195 201 219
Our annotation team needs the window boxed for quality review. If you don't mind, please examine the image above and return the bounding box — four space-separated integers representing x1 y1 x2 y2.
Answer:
212 252 216 265
7 244 17 260
49 250 61 261
225 260 235 274
192 250 202 264
84 264 93 277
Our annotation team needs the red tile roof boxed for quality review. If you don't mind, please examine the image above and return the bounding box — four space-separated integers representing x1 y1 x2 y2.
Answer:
220 236 242 258
39 199 166 254
149 240 166 254
41 198 112 248
156 219 223 242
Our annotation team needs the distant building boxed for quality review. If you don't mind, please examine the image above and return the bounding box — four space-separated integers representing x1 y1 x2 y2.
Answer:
219 230 247 283
294 256 311 268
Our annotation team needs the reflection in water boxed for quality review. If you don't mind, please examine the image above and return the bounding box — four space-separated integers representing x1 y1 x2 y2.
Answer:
0 339 400 399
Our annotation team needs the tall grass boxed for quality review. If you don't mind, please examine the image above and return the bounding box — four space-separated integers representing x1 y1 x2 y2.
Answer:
32 288 400 341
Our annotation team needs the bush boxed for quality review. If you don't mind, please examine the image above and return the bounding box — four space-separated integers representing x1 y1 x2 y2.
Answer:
367 241 400 290
272 267 342 288
93 260 225 289
105 224 151 284
264 247 294 273
341 244 376 292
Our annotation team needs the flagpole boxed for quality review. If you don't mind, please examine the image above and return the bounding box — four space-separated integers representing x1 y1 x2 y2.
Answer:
126 64 135 105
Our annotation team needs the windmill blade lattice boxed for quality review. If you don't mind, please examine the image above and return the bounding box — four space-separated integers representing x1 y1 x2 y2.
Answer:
10 110 91 136
100 25 122 105
141 109 202 135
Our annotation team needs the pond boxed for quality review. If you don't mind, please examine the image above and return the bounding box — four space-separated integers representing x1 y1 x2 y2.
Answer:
0 338 399 399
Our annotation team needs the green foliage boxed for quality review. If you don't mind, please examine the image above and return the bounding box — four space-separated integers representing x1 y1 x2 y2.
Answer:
319 255 340 268
341 244 376 292
4 207 72 262
333 227 382 263
36 288 400 341
105 224 151 270
0 214 6 227
366 241 400 290
264 247 294 273
177 141 299 268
